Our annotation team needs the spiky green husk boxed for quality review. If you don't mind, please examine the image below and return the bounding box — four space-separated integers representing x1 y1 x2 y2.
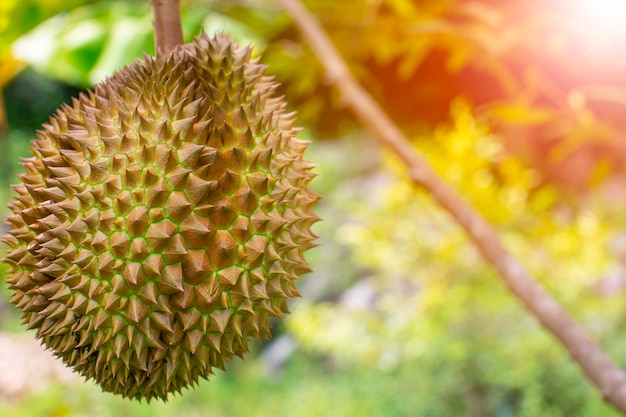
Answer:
2 34 319 401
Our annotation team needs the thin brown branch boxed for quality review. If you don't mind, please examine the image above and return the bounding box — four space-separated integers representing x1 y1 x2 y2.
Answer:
150 0 184 56
279 0 626 413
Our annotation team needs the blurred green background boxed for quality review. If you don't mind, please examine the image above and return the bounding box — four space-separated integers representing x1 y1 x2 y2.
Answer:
2 0 626 416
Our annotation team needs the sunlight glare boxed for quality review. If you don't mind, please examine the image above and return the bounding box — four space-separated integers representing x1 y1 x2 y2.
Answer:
571 0 626 37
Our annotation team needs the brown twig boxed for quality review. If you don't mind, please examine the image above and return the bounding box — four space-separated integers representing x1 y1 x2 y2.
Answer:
150 0 184 56
279 0 626 413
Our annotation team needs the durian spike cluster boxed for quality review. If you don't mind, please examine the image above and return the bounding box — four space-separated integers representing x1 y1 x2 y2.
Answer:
2 33 319 401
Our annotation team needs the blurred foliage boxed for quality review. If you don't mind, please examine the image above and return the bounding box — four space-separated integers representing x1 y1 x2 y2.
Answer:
2 0 626 416
288 103 626 416
259 0 626 191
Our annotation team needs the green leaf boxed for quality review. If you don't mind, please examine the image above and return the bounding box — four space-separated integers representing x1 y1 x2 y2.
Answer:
11 2 210 87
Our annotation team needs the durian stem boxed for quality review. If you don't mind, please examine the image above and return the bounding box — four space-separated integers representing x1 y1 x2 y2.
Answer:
280 0 626 414
150 0 184 55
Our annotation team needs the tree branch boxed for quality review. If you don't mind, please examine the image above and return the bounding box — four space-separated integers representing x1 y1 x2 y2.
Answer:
279 0 626 413
150 0 184 56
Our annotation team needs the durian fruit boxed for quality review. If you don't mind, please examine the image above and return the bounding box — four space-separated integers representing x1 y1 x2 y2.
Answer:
2 33 319 401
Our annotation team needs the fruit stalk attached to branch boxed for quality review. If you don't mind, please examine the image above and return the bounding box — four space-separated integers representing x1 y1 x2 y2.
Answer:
150 0 184 55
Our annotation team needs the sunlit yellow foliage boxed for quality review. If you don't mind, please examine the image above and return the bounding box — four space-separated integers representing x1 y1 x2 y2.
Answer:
288 99 626 373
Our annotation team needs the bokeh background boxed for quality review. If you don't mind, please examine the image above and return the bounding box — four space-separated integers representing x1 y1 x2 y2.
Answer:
2 0 626 416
